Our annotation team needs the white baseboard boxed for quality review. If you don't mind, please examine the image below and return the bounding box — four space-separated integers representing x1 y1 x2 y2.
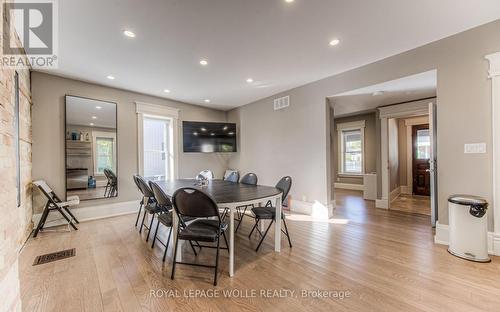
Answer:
434 222 499 255
400 185 411 195
32 200 138 228
390 186 401 202
376 199 389 209
290 199 335 219
334 183 364 191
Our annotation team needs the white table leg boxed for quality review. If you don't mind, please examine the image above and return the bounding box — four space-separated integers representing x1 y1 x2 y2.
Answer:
229 207 234 277
275 195 282 252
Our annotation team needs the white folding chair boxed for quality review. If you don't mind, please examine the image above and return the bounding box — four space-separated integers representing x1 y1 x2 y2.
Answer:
32 180 80 237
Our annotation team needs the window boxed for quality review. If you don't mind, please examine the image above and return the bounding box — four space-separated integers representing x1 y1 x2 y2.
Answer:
93 132 116 175
337 120 365 175
416 129 430 159
342 130 363 173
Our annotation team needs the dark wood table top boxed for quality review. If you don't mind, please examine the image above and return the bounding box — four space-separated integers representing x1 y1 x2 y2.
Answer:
155 179 282 204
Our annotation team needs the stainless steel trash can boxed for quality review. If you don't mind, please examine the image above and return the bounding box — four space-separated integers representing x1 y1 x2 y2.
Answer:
448 195 490 262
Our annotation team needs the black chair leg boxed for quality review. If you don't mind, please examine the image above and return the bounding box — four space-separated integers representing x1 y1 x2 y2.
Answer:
235 206 247 233
255 219 274 252
163 227 173 262
189 241 198 256
214 235 221 286
135 202 143 227
282 218 292 248
171 231 180 280
146 214 155 242
33 204 50 237
151 220 160 248
248 219 259 238
139 209 147 233
63 207 79 224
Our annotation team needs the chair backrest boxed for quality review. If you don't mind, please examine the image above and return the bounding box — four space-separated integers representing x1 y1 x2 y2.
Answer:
276 176 292 201
172 187 220 219
224 171 239 183
240 173 258 185
32 180 60 203
149 181 173 209
197 170 214 180
133 175 141 190
135 175 155 198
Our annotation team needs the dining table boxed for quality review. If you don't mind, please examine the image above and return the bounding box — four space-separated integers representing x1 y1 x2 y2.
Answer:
156 179 283 277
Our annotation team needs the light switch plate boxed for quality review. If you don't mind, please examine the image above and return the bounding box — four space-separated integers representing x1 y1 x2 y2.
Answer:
464 143 487 154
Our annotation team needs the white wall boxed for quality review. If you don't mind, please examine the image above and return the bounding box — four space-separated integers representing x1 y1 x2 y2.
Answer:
228 19 500 229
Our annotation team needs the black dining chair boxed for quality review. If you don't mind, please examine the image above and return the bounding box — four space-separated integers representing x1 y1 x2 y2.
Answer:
104 169 118 197
149 181 200 262
136 175 165 241
249 176 292 252
171 187 229 286
196 170 214 180
235 173 258 232
133 175 145 227
224 171 240 183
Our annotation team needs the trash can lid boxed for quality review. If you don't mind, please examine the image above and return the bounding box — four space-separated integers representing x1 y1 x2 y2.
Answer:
448 194 488 206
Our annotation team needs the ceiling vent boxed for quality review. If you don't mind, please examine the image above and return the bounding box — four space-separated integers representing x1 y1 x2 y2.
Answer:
274 96 290 111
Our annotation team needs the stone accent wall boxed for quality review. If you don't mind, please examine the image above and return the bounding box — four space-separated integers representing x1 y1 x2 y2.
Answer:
0 2 33 310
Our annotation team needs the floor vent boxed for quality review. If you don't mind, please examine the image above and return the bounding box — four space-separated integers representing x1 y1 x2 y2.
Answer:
33 248 76 266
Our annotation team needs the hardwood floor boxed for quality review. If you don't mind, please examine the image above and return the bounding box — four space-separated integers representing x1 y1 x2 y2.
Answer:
19 189 500 311
390 194 431 216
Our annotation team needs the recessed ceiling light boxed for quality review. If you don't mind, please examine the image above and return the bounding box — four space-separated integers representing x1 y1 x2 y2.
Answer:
210 133 215 136
91 116 97 119
164 89 171 93
204 99 211 103
329 39 340 46
246 78 254 83
285 0 294 3
228 132 234 135
201 127 207 132
106 75 115 80
199 59 208 66
193 132 198 136
223 125 228 131
90 123 95 126
372 91 385 96
123 30 136 38
95 106 102 110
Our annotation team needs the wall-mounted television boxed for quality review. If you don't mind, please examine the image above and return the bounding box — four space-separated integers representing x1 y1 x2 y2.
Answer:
183 121 237 153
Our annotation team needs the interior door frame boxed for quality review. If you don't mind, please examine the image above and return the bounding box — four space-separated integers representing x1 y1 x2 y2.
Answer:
378 98 436 219
136 101 179 180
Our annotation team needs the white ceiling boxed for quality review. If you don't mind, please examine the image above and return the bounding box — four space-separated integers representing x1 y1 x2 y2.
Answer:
331 70 437 117
39 0 500 110
66 96 116 128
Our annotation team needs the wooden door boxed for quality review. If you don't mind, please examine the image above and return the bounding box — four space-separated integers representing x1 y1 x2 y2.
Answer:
412 124 431 196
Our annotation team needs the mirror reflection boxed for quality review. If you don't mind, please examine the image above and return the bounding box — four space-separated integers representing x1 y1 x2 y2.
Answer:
65 95 117 201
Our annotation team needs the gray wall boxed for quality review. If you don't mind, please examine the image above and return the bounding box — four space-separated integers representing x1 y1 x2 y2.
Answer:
332 113 377 186
228 19 500 228
32 72 229 211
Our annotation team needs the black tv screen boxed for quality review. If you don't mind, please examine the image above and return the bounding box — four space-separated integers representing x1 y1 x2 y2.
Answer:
183 121 237 153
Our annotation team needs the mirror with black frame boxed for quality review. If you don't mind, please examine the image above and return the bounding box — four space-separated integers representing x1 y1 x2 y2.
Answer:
65 95 117 201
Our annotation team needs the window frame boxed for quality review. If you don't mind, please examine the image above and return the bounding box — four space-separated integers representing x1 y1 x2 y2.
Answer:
337 120 366 176
92 131 117 176
142 115 172 181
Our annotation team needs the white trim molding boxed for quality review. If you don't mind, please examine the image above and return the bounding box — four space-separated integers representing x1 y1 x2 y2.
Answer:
390 186 401 202
486 52 500 256
378 98 436 210
434 222 499 256
135 101 180 180
334 182 364 191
